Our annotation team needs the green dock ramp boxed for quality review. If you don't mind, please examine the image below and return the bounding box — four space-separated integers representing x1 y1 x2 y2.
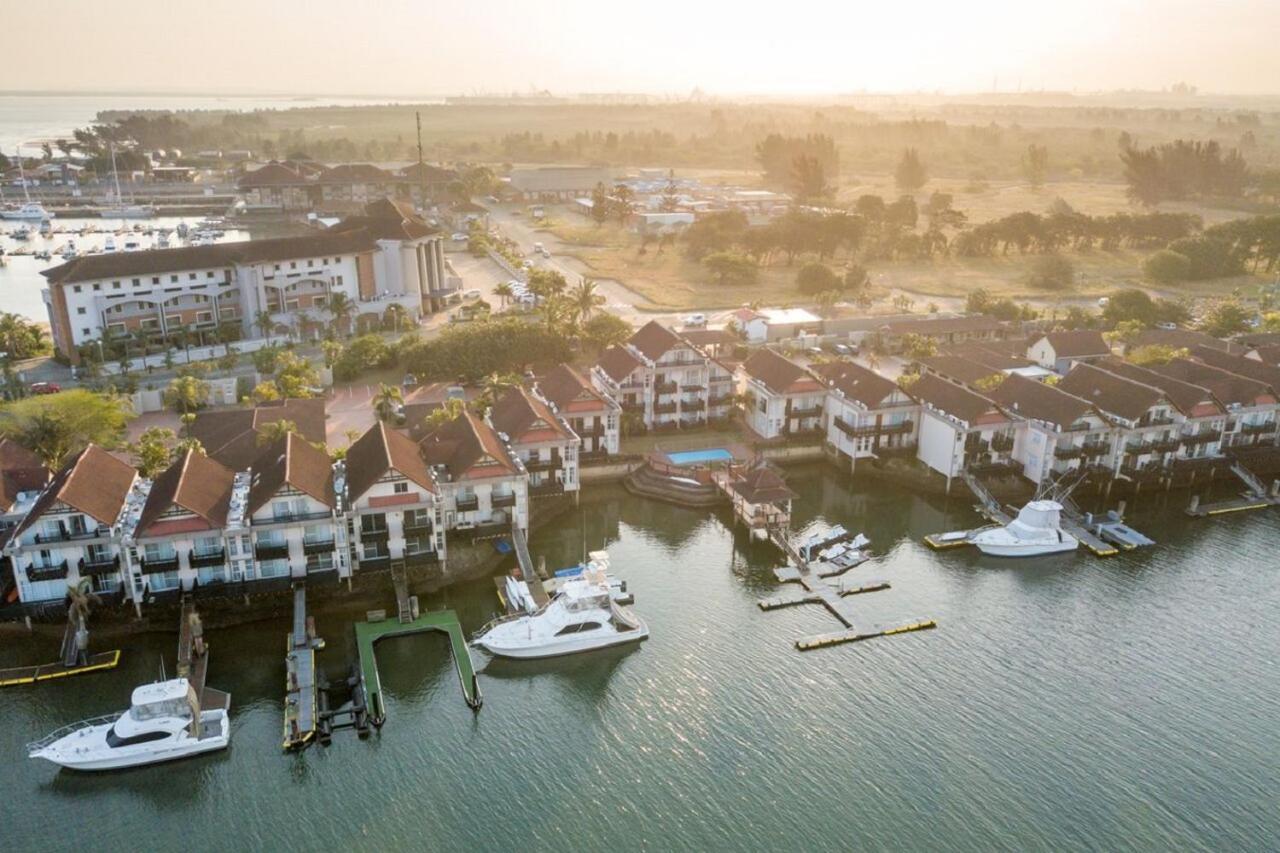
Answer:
354 609 482 725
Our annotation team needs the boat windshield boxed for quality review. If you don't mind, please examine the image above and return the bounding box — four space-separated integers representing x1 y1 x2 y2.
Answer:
564 592 609 611
130 699 190 721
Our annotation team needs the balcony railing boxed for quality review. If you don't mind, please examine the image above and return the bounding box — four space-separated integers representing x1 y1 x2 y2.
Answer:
1241 421 1276 435
990 435 1015 452
302 538 336 556
620 400 644 412
357 555 391 572
402 517 434 534
78 554 121 576
1124 440 1153 454
1150 437 1181 453
403 551 441 569
1081 443 1111 458
188 548 226 568
708 394 734 406
454 496 479 512
140 555 179 574
1181 429 1222 445
654 381 678 394
34 526 109 544
682 399 707 412
530 480 565 498
787 404 823 419
451 521 510 541
524 454 562 472
492 492 517 508
359 525 390 541
26 560 69 582
253 510 332 526
1054 445 1085 460
1137 415 1177 427
254 541 289 560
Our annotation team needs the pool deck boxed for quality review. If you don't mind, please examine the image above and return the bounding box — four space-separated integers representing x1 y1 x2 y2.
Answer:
354 609 482 725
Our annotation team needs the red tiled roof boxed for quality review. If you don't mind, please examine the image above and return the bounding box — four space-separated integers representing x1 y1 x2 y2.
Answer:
741 349 821 396
597 345 642 383
1040 330 1110 358
1058 362 1164 422
814 361 902 409
910 373 1008 425
15 445 136 536
344 422 437 503
136 449 235 537
490 387 574 444
247 432 335 514
629 321 687 361
419 411 519 480
989 374 1100 430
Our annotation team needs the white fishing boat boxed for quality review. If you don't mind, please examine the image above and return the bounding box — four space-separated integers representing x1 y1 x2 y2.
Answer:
473 551 648 659
27 678 230 771
60 240 79 260
12 224 32 240
103 235 117 253
1 148 54 220
38 218 53 235
544 562 634 605
797 524 847 563
969 500 1079 557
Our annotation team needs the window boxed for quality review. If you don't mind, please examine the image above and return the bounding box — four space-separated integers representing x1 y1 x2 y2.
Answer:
305 552 334 571
170 275 178 283
82 327 90 336
132 278 140 286
144 542 176 562
258 560 288 578
73 285 82 293
76 306 86 315
335 275 343 286
188 273 197 281
112 282 121 290
555 622 602 636
290 262 297 269
206 271 214 278
152 276 160 284
107 727 172 748
393 482 408 494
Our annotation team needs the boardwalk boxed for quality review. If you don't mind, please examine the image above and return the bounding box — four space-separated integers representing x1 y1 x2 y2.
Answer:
283 585 322 751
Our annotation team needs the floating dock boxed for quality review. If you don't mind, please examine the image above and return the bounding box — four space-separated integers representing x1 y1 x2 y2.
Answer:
354 608 481 726
1186 464 1280 517
283 584 324 751
0 650 121 687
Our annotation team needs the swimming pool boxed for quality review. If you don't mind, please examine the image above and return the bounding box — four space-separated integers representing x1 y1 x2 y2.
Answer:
666 448 734 466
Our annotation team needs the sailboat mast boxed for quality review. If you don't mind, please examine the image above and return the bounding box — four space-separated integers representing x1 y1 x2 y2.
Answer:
16 146 32 204
110 143 123 203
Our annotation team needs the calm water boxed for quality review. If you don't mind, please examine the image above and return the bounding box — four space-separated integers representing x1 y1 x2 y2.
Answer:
1 468 1277 852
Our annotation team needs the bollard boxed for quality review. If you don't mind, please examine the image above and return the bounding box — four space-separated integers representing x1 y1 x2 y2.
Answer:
1188 494 1200 514
1117 500 1127 518
1271 480 1280 498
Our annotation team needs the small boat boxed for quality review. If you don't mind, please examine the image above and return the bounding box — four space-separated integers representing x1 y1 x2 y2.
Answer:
544 562 634 605
103 235 117 252
12 224 32 240
797 524 848 563
473 551 648 659
176 221 189 238
818 533 872 569
969 500 1079 557
60 240 78 260
27 678 230 771
156 233 170 249
34 249 52 261
38 218 53 235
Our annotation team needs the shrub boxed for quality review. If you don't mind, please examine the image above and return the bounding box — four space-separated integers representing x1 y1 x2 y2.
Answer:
1143 249 1192 282
333 334 393 381
1026 255 1075 290
796 262 839 295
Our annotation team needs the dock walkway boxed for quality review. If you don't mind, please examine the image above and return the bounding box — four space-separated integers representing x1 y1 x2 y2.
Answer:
355 609 481 726
494 524 549 612
283 584 323 751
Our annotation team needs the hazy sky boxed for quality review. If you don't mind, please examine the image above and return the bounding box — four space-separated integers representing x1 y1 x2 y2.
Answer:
6 0 1279 96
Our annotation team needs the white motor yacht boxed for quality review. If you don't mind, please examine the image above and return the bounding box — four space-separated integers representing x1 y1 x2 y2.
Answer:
28 678 229 771
473 551 648 659
0 202 54 221
969 500 1079 557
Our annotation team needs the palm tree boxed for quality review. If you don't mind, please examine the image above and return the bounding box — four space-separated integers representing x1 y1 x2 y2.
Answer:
164 374 209 416
480 372 521 410
321 339 343 369
256 419 299 446
372 383 404 422
66 578 101 664
254 310 275 345
569 278 605 325
494 281 514 309
326 292 355 338
384 302 408 333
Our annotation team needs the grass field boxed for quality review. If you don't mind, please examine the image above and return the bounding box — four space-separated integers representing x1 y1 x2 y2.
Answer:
539 180 1267 311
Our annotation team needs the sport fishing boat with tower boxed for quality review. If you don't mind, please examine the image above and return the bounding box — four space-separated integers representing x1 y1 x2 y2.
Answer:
968 476 1082 557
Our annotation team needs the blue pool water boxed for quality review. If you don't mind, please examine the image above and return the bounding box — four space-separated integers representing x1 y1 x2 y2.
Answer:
667 448 734 465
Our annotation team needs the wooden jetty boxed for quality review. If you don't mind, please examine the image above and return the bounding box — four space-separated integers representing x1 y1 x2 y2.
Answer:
1185 463 1280 517
283 584 325 751
492 523 550 613
354 607 481 726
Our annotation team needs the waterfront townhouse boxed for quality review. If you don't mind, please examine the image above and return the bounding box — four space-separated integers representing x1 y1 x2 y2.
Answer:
126 449 238 599
1095 358 1227 466
489 387 580 500
190 398 327 470
1151 358 1279 449
4 446 137 605
239 161 457 211
876 315 1007 353
591 321 733 430
988 374 1114 485
1188 344 1280 443
909 373 1018 488
737 349 825 440
41 201 450 363
246 433 344 582
343 423 443 575
814 361 919 471
533 364 620 458
418 412 529 540
1058 363 1181 482
917 355 1009 388
1122 328 1243 356
1027 330 1111 374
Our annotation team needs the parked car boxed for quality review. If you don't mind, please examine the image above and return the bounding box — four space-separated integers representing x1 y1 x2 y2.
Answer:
683 313 707 327
539 247 551 258
464 289 482 299
1155 321 1178 331
834 343 855 356
29 382 60 395
1097 296 1110 308
532 242 544 254
402 373 418 387
451 232 469 242
806 347 824 358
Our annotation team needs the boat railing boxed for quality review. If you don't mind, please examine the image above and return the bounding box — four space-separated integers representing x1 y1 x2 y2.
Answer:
26 713 120 754
472 611 531 642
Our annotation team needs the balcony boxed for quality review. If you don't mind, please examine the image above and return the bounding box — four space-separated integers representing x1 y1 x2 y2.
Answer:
26 560 69 582
302 538 336 556
34 525 109 544
78 554 120 576
188 548 226 568
451 521 510 541
403 551 441 569
1181 429 1222 445
254 541 289 561
1241 421 1276 435
492 492 517 508
252 510 332 526
653 401 678 414
403 516 434 535
1150 437 1181 454
708 394 734 406
357 555 391 572
524 454 562 472
575 422 606 437
359 525 390 542
529 480 565 498
1137 415 1176 428
682 399 706 412
990 434 1015 453
454 495 479 512
620 400 644 413
1054 445 1085 460
1081 443 1111 458
654 381 677 394
787 404 823 419
964 436 989 453
140 555 180 574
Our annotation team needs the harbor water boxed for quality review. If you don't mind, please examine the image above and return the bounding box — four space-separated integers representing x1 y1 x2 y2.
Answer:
1 467 1277 851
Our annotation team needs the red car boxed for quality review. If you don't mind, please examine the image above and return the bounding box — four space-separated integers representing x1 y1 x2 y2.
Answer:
29 382 60 395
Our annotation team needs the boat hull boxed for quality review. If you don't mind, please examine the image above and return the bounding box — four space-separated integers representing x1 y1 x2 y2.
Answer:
31 713 229 771
973 539 1079 557
475 621 649 660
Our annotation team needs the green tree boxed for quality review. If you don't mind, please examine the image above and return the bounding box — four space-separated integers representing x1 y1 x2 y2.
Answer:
422 398 467 430
254 310 275 345
1199 300 1253 337
1128 344 1189 366
252 344 280 376
326 292 356 337
256 419 298 446
702 252 758 286
0 312 50 359
1144 249 1193 283
895 147 927 192
133 426 176 477
1026 255 1075 290
900 333 937 359
582 313 632 351
797 262 839 295
494 281 514 309
569 278 606 325
789 154 831 202
217 346 239 373
251 381 281 404
372 383 403 422
0 390 134 468
163 374 210 415
1023 144 1049 189
274 352 321 398
611 184 635 223
589 182 611 225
